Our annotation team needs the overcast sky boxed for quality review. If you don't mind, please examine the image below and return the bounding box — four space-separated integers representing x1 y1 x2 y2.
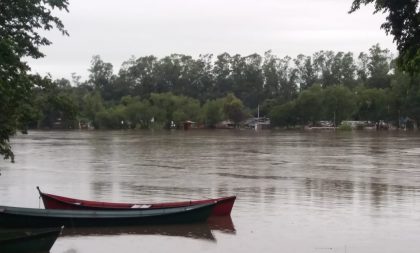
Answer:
27 0 396 81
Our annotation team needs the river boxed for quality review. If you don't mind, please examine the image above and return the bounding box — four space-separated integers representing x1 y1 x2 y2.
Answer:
1 130 420 253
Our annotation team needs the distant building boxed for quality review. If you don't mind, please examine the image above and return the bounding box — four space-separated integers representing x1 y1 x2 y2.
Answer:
242 117 271 129
52 118 64 129
400 117 416 130
183 120 197 130
79 120 94 130
215 120 235 129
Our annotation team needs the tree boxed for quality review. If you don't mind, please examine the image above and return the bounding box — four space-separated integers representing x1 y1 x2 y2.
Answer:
322 86 357 126
262 51 280 98
403 85 420 127
389 71 420 126
238 53 264 108
355 88 389 122
294 54 316 91
213 53 234 98
148 92 200 127
366 44 392 89
295 85 324 125
269 101 297 128
356 52 369 84
277 56 298 102
313 51 336 87
0 0 69 161
223 93 246 126
350 0 420 74
186 54 214 102
82 91 105 127
202 99 224 127
340 52 358 88
117 56 153 99
88 55 115 100
121 96 153 129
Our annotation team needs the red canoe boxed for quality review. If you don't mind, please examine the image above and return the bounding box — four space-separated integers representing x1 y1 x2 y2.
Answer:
37 187 235 216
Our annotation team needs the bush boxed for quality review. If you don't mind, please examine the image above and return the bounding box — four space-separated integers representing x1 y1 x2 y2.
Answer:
337 123 352 131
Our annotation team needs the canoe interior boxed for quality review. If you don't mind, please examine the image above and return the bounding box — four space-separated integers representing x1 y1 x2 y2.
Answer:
38 188 235 216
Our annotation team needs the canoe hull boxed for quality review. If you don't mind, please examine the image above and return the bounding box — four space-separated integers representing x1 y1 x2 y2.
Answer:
0 203 214 228
38 189 235 216
0 227 61 253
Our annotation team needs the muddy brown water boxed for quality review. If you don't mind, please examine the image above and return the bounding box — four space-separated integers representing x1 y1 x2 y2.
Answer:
1 130 420 253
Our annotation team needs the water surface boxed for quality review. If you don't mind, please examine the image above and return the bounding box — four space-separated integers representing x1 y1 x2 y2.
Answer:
1 130 420 253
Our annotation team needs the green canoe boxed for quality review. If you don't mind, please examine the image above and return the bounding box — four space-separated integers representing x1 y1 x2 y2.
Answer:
0 203 215 228
0 227 62 253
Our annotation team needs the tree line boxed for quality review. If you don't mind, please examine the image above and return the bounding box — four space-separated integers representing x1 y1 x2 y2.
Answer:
1 0 418 161
28 44 419 130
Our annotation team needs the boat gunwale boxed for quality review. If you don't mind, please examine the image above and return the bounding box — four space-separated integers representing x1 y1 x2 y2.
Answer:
38 188 235 209
0 203 216 219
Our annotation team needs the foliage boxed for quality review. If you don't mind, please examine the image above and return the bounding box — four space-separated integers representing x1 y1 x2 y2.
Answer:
0 0 69 161
355 88 389 122
269 101 297 128
223 93 247 126
149 92 201 127
95 107 125 129
202 99 225 127
5 45 420 149
349 0 420 74
82 91 105 128
366 44 392 88
88 55 115 100
294 54 317 91
390 71 420 126
295 85 324 125
2 0 417 163
322 86 357 126
337 123 353 131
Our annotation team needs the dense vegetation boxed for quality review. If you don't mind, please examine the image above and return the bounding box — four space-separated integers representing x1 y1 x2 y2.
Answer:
30 44 419 130
1 0 419 161
0 0 69 161
350 0 420 74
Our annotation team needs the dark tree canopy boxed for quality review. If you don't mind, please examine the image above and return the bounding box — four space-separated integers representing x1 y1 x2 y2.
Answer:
0 0 69 161
350 0 420 74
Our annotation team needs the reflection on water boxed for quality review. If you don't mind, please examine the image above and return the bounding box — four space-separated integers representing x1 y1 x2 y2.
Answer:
1 130 420 252
59 216 235 241
207 216 236 234
61 223 216 242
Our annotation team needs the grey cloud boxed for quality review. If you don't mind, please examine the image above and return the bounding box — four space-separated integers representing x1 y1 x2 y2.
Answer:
28 0 395 81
